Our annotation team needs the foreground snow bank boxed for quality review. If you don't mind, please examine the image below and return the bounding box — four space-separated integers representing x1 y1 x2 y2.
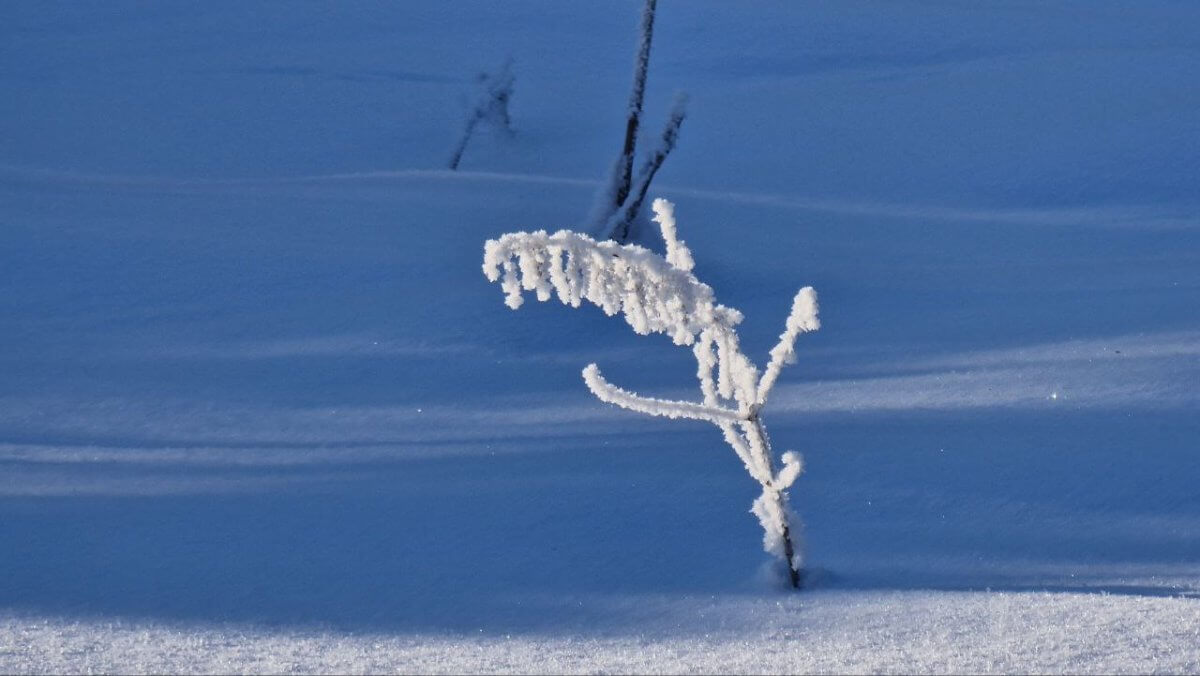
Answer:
4 590 1198 674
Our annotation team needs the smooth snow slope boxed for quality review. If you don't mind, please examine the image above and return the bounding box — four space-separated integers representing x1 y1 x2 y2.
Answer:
2 1 1198 673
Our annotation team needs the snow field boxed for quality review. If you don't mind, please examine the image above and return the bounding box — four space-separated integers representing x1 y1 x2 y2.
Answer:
3 0 1199 671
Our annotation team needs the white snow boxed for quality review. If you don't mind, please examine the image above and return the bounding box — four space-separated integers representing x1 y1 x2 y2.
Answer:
4 591 1199 674
2 0 1198 672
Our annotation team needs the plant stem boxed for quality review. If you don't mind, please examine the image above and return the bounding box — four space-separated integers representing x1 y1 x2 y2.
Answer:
614 0 657 211
750 415 802 589
778 494 802 589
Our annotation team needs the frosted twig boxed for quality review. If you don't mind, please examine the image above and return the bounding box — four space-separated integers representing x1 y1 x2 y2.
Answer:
484 198 820 588
652 196 694 272
583 364 741 424
757 287 820 406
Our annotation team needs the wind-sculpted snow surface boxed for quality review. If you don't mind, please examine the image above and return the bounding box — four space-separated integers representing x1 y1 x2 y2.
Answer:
484 198 819 587
7 0 1200 669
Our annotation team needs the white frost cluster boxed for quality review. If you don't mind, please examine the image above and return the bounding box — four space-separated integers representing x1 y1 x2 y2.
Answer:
483 198 820 582
483 199 724 346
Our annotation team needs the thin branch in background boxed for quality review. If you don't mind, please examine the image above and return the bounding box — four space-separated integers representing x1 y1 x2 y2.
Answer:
613 0 658 211
604 92 686 242
448 58 515 171
590 0 688 244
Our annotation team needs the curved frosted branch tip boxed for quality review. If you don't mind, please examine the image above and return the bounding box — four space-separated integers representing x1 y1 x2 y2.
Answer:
758 287 820 405
583 364 740 424
651 198 695 273
788 287 820 334
775 451 804 490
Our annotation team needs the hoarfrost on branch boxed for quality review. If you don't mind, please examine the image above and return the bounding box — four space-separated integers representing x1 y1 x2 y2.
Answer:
483 198 819 587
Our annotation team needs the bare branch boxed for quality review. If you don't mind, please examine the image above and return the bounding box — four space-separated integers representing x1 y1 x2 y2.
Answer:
613 0 658 211
605 93 686 242
448 59 515 170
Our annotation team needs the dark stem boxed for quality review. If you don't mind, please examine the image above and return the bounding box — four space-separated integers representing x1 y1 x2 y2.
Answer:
447 115 478 171
448 59 514 170
613 0 657 210
779 508 802 589
751 415 802 590
608 94 685 242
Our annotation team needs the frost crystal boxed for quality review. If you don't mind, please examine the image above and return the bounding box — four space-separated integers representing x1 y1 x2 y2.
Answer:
483 198 820 587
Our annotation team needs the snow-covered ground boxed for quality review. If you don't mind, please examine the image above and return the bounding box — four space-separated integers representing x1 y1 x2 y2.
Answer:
6 591 1200 674
2 1 1198 672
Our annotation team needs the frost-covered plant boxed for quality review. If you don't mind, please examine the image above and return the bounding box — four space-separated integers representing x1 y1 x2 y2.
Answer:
483 198 820 588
